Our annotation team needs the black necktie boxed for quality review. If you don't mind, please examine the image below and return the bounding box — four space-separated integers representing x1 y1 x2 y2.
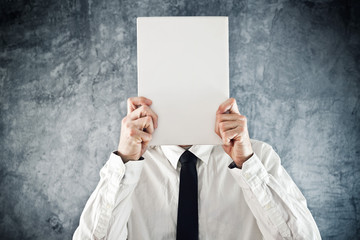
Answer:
176 150 199 240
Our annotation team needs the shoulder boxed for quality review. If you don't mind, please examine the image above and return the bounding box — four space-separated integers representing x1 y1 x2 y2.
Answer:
250 139 273 151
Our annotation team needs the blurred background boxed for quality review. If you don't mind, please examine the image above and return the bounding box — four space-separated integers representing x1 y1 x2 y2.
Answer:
0 0 359 239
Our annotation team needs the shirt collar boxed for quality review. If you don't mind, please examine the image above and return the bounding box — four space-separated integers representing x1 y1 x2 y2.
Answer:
160 145 214 169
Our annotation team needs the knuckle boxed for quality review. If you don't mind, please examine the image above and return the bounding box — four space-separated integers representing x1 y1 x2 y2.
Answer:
125 121 132 129
140 105 148 114
129 129 136 137
146 116 152 123
122 117 127 124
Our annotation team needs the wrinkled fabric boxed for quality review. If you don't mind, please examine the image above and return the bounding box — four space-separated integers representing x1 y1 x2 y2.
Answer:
73 139 321 240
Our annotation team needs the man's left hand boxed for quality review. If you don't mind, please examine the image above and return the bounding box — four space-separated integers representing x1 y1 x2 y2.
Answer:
215 98 254 168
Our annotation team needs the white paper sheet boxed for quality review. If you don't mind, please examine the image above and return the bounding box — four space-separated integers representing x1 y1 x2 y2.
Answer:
137 17 229 145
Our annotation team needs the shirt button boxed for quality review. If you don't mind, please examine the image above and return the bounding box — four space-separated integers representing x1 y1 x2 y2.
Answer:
244 173 251 180
265 203 272 210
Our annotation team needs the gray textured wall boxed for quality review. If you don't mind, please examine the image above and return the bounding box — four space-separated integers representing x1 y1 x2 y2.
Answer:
0 0 359 239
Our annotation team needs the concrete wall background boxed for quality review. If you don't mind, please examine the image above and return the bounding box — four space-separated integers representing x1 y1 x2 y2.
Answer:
0 0 359 239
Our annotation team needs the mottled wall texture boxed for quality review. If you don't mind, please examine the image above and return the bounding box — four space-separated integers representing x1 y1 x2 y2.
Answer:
0 0 359 239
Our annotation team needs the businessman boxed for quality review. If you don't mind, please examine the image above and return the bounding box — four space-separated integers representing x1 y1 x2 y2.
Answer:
73 96 321 240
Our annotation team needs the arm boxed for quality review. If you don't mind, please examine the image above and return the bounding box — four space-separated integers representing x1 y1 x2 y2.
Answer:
228 143 321 239
73 153 144 240
73 97 158 239
215 98 321 239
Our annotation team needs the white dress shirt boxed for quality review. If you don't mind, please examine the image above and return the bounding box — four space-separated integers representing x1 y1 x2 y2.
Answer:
73 139 321 240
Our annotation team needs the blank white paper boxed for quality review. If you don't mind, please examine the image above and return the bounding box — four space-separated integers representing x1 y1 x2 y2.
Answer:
137 17 229 145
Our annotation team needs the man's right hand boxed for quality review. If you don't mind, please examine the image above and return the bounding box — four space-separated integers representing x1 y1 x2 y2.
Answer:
117 96 158 163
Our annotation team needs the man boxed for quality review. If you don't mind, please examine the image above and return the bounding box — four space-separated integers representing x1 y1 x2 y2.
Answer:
73 96 321 240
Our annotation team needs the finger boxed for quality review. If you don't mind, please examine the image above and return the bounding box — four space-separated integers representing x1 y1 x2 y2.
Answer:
129 128 152 143
216 98 240 114
218 121 239 133
132 116 155 134
215 119 221 137
216 118 236 136
127 96 152 114
128 105 158 128
138 130 152 143
215 114 247 135
141 135 152 151
216 113 245 122
221 127 242 145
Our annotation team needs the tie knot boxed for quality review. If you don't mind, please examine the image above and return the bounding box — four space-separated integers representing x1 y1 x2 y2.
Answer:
179 150 197 165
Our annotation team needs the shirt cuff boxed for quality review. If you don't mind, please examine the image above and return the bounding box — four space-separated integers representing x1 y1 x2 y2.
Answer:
228 153 269 189
113 151 145 161
107 152 145 185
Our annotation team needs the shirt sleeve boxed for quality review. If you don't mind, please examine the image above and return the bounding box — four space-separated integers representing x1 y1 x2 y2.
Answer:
73 152 144 240
228 144 321 240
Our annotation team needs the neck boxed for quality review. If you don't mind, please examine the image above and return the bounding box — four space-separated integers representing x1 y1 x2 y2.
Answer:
179 145 192 150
